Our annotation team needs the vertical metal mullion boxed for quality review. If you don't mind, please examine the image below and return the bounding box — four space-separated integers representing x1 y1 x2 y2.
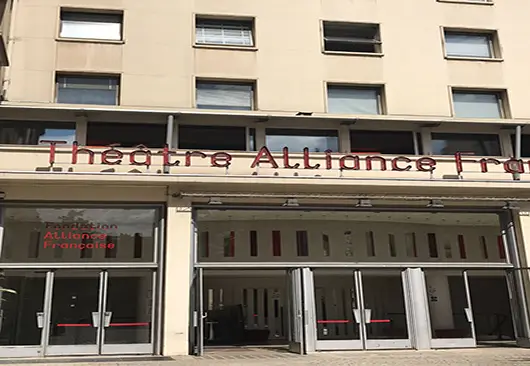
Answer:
355 270 367 349
154 208 165 356
150 270 156 354
97 270 108 355
412 132 420 155
41 271 54 356
197 267 204 356
462 271 476 342
0 203 5 259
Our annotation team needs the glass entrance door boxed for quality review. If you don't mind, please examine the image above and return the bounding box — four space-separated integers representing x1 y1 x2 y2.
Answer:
46 269 156 356
46 270 102 355
425 270 476 348
360 270 412 349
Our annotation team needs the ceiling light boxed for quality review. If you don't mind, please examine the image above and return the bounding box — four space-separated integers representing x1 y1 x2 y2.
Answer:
427 199 444 208
356 199 372 208
208 197 223 205
283 199 299 207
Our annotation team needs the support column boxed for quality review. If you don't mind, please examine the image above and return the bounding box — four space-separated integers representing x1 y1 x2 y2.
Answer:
425 274 454 330
162 197 193 356
506 209 530 347
404 268 431 350
75 114 87 145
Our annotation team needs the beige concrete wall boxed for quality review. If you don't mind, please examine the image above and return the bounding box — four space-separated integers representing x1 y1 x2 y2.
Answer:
3 0 530 119
163 197 192 356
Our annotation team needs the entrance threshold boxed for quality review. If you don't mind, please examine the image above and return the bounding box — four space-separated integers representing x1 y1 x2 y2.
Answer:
0 356 170 364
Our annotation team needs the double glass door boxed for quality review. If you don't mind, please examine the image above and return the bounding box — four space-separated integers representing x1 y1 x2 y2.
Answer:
312 269 411 351
0 269 155 357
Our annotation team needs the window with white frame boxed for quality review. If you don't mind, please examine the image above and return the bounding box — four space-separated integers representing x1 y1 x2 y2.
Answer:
327 85 383 115
56 75 120 105
59 10 122 41
195 17 254 46
196 81 254 110
452 90 505 118
323 22 381 53
444 30 496 58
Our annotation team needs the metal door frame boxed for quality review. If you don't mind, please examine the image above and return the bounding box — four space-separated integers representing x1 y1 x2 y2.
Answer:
314 269 364 351
100 270 156 355
45 270 103 356
287 268 304 354
428 270 476 349
192 268 205 356
359 269 412 350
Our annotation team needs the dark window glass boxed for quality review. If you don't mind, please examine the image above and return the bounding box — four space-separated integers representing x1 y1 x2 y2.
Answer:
511 135 530 157
266 129 339 152
57 75 119 106
431 133 501 156
296 231 309 257
250 230 258 257
0 122 75 145
350 130 415 154
87 122 166 148
179 125 246 151
428 233 438 258
323 22 381 53
1 207 157 263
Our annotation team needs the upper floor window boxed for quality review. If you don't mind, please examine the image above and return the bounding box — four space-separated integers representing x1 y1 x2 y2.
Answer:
323 22 381 54
431 133 501 156
452 90 506 119
444 30 498 59
0 121 75 145
327 85 383 115
60 10 122 41
179 125 247 151
196 81 254 110
56 75 120 106
350 130 416 155
266 129 339 152
195 17 254 47
86 122 166 148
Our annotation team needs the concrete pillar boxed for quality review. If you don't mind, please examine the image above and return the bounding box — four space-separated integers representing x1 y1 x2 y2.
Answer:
162 197 193 356
426 274 454 330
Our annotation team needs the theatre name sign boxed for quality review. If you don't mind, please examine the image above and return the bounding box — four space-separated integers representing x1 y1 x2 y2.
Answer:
44 142 528 175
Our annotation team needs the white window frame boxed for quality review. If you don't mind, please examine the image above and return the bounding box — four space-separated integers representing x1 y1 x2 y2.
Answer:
195 17 254 47
326 84 384 115
59 9 123 41
56 74 120 106
451 89 507 119
195 80 255 111
443 28 499 59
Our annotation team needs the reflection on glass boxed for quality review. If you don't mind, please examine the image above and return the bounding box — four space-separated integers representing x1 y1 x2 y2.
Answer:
49 270 100 346
0 122 76 145
266 129 339 152
314 270 360 341
0 271 46 346
363 273 408 339
431 133 501 156
425 272 473 339
479 236 489 259
104 270 152 344
1 207 157 263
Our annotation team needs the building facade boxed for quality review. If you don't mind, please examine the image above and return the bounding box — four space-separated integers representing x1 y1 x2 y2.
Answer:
1 0 530 359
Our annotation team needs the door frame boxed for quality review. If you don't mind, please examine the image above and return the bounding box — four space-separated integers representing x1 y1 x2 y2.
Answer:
427 270 476 349
360 269 413 350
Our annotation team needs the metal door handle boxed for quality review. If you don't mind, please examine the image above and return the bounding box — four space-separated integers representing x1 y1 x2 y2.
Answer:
104 311 112 327
91 312 99 327
353 309 361 324
36 312 44 329
364 309 372 324
464 308 472 323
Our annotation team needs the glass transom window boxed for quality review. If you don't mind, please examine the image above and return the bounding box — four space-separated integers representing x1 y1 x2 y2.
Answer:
431 133 501 156
60 11 122 41
327 86 382 115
